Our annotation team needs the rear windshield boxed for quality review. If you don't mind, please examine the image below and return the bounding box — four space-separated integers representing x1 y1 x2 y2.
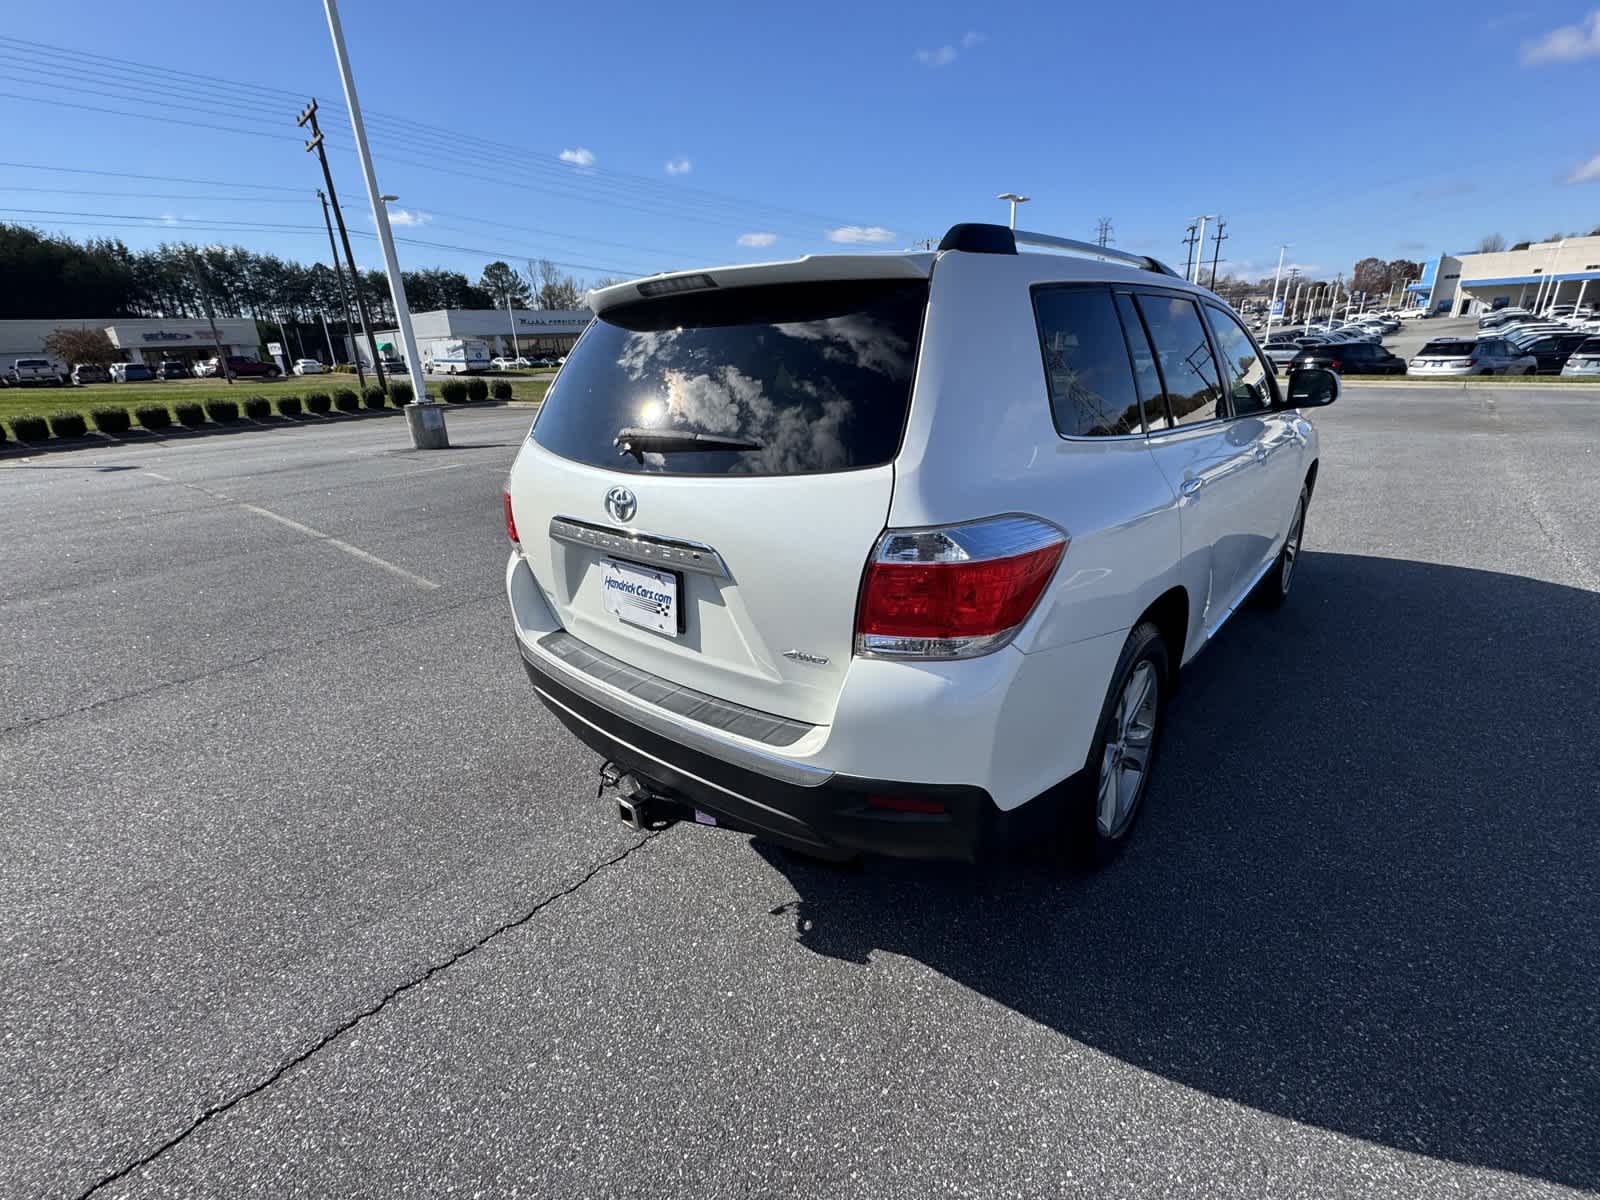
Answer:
1420 340 1477 355
17 359 48 367
1577 339 1600 353
532 279 927 476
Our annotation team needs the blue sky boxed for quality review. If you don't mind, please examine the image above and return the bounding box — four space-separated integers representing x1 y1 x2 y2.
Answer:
2 0 1599 289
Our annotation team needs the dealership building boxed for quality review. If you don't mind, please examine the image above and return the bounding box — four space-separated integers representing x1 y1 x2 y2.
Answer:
1410 234 1600 316
360 308 592 367
0 316 262 369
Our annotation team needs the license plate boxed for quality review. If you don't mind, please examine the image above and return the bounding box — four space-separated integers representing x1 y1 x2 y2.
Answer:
599 557 680 636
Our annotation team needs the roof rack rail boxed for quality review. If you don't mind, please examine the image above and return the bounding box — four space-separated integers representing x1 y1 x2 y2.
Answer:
937 222 1182 279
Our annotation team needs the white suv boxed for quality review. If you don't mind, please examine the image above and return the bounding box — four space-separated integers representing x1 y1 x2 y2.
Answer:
504 223 1337 863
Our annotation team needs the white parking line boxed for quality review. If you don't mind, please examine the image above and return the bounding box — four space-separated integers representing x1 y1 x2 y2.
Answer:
141 467 441 591
236 503 442 590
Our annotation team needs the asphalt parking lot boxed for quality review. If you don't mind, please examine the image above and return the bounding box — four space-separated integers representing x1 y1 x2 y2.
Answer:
3 390 1598 1199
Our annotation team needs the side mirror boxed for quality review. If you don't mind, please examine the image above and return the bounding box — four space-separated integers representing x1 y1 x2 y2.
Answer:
1286 365 1339 408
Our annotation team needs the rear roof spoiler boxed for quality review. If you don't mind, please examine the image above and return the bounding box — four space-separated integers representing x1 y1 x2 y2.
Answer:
938 222 1183 279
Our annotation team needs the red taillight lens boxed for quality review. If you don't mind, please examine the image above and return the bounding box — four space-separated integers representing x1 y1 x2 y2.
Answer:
503 488 519 544
855 517 1066 659
866 795 948 815
1329 358 1342 371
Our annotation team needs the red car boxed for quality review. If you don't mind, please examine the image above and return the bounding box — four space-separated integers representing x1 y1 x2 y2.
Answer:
194 356 280 379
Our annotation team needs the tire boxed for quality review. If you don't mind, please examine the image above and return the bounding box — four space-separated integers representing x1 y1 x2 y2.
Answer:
1523 367 1536 376
1255 486 1308 610
1061 621 1170 866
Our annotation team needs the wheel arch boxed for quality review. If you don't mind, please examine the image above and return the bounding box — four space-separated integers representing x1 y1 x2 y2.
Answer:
1135 585 1189 688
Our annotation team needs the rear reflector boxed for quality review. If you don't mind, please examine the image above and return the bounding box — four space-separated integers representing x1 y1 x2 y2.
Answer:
855 515 1066 659
503 488 519 544
866 795 948 815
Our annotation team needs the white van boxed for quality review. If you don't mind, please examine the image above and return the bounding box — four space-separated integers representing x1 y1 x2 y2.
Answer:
425 339 491 375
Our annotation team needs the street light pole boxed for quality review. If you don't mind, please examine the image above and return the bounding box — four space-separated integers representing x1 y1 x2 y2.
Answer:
1265 243 1289 338
1190 216 1213 283
320 0 446 449
997 192 1030 229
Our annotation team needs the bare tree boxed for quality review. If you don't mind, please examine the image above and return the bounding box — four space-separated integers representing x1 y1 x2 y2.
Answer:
529 258 581 310
1477 233 1507 253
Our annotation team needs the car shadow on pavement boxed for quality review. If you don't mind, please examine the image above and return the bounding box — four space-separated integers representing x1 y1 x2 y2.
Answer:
756 551 1600 1191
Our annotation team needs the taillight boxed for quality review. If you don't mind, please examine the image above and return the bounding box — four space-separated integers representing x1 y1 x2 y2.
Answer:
855 516 1066 659
1329 358 1342 371
503 488 519 545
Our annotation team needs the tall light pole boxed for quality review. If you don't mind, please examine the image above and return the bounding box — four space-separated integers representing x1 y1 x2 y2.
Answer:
320 0 446 449
1190 215 1214 283
997 192 1030 229
1265 243 1290 338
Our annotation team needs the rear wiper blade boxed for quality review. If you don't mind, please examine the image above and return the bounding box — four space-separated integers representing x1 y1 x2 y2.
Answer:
613 427 763 462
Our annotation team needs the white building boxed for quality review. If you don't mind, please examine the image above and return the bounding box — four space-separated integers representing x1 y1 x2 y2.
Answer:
0 317 262 369
1410 235 1600 316
361 308 592 367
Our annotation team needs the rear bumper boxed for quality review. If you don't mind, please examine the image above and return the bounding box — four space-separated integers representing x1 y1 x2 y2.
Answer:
517 638 1055 862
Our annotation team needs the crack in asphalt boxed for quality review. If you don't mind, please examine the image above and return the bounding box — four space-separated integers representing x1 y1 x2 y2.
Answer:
0 591 499 739
71 830 664 1200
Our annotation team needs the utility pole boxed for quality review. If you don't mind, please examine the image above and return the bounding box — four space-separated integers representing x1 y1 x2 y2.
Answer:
1094 218 1113 248
1207 218 1227 290
505 288 519 360
319 309 337 364
1182 223 1199 283
315 188 366 390
320 0 444 448
299 100 385 392
186 252 233 384
997 192 1030 229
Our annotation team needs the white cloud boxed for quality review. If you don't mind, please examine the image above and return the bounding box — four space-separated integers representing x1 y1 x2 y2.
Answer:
1566 153 1600 183
827 225 896 244
158 213 180 226
665 157 692 175
559 146 596 167
1521 9 1600 64
917 31 984 66
737 232 777 247
385 208 431 227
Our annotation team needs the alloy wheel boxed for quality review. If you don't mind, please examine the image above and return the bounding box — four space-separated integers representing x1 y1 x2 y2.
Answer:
1096 661 1159 838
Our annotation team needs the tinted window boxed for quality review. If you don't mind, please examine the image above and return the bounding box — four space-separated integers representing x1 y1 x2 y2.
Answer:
1114 293 1165 417
1205 304 1272 415
1421 340 1477 356
1032 287 1143 436
1579 338 1600 353
1135 294 1223 427
532 280 927 476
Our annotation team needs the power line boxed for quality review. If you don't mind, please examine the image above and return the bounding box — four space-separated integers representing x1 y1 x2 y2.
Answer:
0 37 869 232
0 159 304 192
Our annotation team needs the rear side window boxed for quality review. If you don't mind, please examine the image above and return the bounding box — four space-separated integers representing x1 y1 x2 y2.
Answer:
1135 294 1224 427
1421 340 1477 356
532 279 927 476
1031 286 1144 436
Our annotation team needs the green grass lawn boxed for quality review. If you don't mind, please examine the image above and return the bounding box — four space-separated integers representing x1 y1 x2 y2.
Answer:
1 375 549 438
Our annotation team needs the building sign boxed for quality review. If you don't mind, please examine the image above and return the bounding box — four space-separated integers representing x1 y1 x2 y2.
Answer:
141 331 195 342
515 314 590 329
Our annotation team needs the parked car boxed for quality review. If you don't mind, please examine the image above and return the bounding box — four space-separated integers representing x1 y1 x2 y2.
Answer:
109 362 156 382
379 358 408 375
8 357 66 386
70 363 111 386
503 222 1336 864
1511 331 1588 373
1558 336 1600 376
292 358 325 375
1291 341 1406 375
157 359 190 380
194 355 280 379
490 356 532 370
1408 337 1538 376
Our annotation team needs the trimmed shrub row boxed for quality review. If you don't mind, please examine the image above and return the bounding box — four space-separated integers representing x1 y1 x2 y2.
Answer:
467 377 489 403
491 380 513 401
3 384 420 444
440 379 469 403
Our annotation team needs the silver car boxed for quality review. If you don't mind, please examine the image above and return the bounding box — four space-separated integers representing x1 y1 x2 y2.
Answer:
1409 337 1538 377
1560 337 1600 377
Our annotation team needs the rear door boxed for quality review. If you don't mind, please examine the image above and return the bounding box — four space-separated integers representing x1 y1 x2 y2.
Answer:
507 275 928 727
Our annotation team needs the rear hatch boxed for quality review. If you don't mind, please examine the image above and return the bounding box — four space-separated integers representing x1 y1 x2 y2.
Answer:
507 261 930 727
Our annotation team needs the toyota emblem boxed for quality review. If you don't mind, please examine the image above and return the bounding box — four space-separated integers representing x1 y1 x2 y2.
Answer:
604 485 637 524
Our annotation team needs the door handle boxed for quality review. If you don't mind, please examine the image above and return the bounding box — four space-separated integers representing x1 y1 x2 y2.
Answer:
1181 478 1204 497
